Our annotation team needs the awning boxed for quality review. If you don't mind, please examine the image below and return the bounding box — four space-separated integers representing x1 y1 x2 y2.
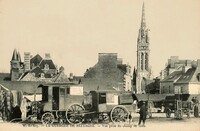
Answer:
134 94 169 102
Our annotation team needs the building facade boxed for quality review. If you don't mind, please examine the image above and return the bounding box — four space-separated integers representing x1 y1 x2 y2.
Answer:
10 49 66 82
160 59 200 94
160 56 193 80
136 3 150 94
82 53 132 92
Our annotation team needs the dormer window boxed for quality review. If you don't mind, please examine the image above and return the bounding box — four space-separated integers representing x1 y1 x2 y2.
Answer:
44 64 49 70
41 73 45 78
31 63 35 69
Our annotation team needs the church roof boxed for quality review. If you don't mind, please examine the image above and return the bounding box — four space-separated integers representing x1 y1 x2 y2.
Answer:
11 49 21 61
30 54 43 66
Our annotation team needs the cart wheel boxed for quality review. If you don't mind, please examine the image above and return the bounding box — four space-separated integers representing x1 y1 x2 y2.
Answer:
66 104 85 124
41 112 54 125
110 105 129 123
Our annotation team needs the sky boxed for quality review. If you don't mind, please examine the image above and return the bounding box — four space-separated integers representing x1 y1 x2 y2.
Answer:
0 0 200 77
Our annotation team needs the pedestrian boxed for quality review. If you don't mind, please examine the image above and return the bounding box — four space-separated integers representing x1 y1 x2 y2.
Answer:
138 101 147 127
20 97 28 121
128 112 132 124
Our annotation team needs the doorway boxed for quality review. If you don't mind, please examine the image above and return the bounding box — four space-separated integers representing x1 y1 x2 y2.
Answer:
52 87 59 110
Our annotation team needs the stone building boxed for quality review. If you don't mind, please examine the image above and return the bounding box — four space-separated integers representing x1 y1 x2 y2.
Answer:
160 56 193 80
136 3 151 94
10 49 68 82
160 59 200 94
82 53 132 92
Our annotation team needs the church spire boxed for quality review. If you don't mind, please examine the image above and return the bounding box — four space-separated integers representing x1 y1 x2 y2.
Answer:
141 2 146 29
11 48 18 61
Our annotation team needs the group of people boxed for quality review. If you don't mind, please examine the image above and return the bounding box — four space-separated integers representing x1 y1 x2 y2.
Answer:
12 97 32 121
192 97 199 118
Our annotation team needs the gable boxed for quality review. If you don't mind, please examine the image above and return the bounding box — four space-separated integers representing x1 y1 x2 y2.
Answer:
30 54 43 67
20 72 39 81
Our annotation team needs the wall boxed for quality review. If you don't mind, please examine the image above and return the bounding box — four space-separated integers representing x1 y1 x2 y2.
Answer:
189 84 200 94
83 53 125 92
174 84 189 94
160 82 174 94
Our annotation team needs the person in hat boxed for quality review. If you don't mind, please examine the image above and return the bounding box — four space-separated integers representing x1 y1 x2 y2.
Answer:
138 101 147 127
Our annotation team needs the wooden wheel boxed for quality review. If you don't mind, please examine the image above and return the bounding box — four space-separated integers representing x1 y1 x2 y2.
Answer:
41 112 54 124
110 105 129 123
66 104 85 124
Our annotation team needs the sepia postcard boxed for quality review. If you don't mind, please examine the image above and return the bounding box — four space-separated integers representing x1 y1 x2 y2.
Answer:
0 0 200 131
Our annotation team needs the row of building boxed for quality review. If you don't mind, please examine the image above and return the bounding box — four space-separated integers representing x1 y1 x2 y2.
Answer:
8 50 132 92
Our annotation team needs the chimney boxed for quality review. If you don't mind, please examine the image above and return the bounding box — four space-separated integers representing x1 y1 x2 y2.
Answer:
45 53 51 59
69 73 73 79
24 52 31 71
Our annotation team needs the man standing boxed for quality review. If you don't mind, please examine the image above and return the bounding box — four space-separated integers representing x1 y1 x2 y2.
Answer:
20 97 28 121
138 101 147 127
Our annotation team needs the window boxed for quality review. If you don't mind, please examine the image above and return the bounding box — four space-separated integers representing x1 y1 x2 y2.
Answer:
44 64 49 70
99 93 106 104
141 53 144 70
145 53 148 70
162 86 164 93
66 88 70 94
31 63 35 68
181 87 183 93
42 87 48 102
60 88 65 96
41 73 44 78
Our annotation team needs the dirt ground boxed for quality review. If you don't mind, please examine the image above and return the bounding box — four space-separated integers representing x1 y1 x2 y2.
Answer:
0 113 200 131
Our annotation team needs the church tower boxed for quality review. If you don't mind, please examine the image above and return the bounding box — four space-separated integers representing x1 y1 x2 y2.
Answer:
10 49 24 81
136 3 150 94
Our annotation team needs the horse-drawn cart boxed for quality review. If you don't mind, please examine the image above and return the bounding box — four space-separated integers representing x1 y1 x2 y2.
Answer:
35 83 136 124
164 94 193 119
